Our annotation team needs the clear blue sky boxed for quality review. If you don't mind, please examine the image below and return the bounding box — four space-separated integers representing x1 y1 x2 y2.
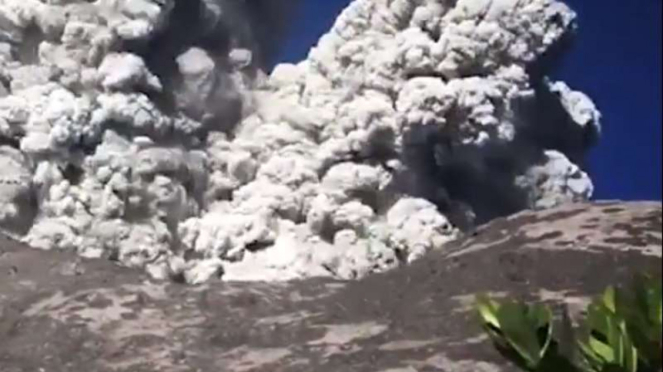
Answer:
276 0 662 201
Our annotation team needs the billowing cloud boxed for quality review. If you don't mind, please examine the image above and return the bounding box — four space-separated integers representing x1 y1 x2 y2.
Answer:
0 0 599 284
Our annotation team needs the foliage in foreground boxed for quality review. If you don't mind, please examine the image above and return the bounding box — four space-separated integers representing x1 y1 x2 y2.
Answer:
476 274 662 372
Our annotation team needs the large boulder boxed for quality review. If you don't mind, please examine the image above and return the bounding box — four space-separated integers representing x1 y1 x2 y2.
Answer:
0 201 660 371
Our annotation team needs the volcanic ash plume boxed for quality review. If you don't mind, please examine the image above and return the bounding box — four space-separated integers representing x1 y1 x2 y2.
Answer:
0 0 600 283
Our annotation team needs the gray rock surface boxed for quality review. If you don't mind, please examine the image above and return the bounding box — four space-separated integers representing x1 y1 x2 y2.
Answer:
0 201 660 371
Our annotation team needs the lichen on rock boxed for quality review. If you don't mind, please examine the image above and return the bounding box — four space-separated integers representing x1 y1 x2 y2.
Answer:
0 0 601 284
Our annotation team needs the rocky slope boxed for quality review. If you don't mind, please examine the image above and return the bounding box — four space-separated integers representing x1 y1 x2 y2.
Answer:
0 201 660 371
0 0 601 283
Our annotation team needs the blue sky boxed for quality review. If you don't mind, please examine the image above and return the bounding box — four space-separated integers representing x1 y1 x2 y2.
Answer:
276 0 662 201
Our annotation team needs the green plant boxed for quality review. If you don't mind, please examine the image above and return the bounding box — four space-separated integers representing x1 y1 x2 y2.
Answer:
578 287 639 372
476 274 662 372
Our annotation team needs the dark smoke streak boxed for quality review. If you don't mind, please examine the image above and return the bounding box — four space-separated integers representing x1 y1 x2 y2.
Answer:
125 0 301 136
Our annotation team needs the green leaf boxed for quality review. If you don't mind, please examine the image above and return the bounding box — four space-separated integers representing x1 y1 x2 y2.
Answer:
476 294 502 330
588 335 614 363
532 304 555 361
476 295 555 370
601 286 618 314
476 274 662 372
579 291 641 372
612 274 663 369
498 301 546 367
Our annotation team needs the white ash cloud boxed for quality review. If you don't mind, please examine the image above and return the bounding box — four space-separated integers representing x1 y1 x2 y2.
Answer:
0 0 600 284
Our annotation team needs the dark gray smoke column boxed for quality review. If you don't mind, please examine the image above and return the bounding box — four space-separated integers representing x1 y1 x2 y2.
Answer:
132 0 301 131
